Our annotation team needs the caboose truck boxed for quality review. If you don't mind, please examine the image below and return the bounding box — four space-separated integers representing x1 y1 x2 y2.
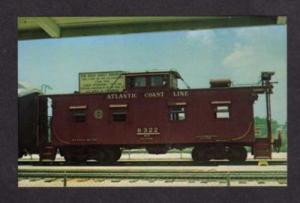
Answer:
18 70 280 163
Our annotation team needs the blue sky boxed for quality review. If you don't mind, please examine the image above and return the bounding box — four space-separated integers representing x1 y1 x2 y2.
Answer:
18 25 287 123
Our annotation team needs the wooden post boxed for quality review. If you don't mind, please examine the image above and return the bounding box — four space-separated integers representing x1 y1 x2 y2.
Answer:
227 172 230 186
63 171 67 187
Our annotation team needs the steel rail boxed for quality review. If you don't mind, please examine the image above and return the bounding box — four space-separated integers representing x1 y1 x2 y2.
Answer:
17 160 287 167
18 170 286 179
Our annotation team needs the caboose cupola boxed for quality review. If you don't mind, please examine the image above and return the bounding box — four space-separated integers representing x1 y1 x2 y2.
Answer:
125 70 181 90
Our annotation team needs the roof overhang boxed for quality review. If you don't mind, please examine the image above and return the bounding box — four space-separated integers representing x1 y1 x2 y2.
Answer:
18 16 287 40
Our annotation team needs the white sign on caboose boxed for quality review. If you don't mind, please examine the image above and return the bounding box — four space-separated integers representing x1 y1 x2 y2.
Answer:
79 71 125 93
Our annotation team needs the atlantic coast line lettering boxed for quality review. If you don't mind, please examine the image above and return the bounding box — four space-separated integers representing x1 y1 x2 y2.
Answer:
106 91 189 99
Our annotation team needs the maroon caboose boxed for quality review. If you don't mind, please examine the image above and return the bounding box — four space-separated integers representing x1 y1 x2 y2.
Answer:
20 70 278 163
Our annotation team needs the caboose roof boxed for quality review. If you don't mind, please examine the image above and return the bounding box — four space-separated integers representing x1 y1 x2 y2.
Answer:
125 70 182 79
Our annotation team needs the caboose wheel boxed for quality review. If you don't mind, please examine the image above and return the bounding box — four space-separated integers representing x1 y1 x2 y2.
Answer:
95 149 107 162
94 148 119 163
100 147 121 163
192 146 210 162
65 156 86 163
227 146 247 162
112 147 122 161
103 148 116 163
18 151 24 158
64 152 87 163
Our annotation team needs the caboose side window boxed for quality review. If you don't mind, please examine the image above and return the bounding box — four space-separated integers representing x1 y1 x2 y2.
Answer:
69 105 87 123
127 77 135 88
134 76 146 87
72 111 86 122
215 105 230 119
110 104 128 122
112 110 127 122
151 76 165 87
170 74 178 89
169 105 186 121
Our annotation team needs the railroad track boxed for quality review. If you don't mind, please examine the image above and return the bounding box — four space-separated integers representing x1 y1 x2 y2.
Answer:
18 160 287 166
18 168 287 187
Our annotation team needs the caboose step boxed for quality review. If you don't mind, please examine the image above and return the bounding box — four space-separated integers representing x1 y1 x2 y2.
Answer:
254 138 272 159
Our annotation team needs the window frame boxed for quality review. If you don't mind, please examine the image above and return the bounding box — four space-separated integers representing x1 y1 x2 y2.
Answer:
215 105 230 119
168 102 187 121
109 104 128 122
150 75 165 87
169 73 178 89
134 76 147 87
210 101 231 120
69 105 87 123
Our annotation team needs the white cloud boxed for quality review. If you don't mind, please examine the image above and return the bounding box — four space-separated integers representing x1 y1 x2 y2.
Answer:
222 27 285 70
222 43 258 69
185 30 216 46
222 37 286 87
